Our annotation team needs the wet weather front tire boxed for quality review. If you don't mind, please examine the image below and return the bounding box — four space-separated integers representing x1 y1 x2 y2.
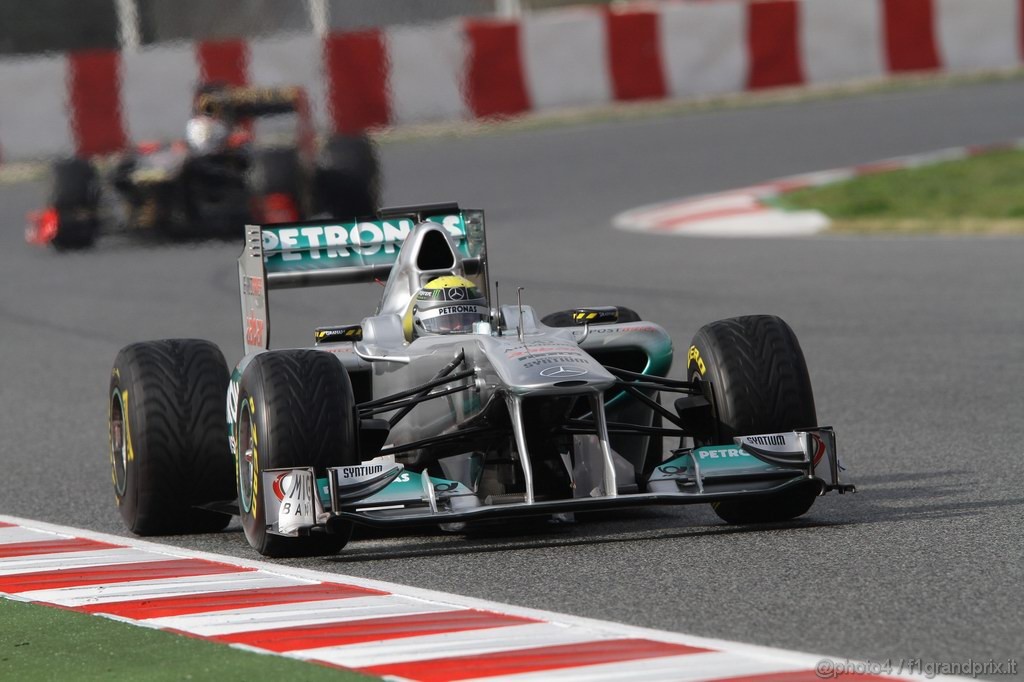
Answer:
236 349 359 557
109 339 235 535
686 315 820 524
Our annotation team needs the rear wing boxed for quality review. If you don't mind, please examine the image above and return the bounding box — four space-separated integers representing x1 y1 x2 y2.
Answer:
196 85 315 159
238 204 487 355
196 86 307 119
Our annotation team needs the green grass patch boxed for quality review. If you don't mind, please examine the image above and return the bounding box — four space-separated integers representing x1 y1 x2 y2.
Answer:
0 598 376 681
776 149 1024 235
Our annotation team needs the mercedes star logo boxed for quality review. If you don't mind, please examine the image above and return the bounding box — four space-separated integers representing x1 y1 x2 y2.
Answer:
448 288 466 301
539 366 588 378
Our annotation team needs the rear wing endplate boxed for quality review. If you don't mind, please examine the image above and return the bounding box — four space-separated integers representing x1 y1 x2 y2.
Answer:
237 204 487 355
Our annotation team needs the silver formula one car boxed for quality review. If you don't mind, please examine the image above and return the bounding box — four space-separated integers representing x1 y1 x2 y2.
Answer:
108 203 852 557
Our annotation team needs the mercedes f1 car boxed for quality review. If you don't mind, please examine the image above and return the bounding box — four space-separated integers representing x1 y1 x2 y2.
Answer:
108 203 852 557
29 85 379 250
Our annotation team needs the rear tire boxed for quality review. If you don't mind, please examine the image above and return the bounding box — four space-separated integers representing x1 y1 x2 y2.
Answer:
178 154 250 239
251 146 305 220
312 134 380 219
109 339 235 535
50 158 101 250
686 315 819 524
236 350 359 557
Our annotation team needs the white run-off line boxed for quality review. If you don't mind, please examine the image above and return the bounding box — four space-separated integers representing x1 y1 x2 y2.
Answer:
0 516 964 682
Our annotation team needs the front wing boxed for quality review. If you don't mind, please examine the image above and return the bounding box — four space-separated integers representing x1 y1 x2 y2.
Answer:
260 427 851 536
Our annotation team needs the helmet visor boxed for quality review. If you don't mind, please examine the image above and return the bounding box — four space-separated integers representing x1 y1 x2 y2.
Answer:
185 116 229 154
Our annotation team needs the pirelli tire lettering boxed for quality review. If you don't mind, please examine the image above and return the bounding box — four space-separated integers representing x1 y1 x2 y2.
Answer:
225 357 258 434
237 395 259 518
109 385 130 498
687 345 706 376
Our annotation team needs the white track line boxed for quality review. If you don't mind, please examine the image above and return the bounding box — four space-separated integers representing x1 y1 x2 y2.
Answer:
21 571 307 608
459 651 811 682
148 595 456 637
0 547 172 575
301 622 606 669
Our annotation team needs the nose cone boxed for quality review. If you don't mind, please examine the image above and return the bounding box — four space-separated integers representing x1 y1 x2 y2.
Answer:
482 336 616 396
512 361 617 396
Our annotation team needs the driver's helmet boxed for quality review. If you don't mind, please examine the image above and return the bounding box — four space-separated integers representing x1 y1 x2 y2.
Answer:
185 115 230 155
404 275 488 339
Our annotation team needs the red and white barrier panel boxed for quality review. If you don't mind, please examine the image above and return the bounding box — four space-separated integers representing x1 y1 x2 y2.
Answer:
0 516 956 681
1 0 1023 161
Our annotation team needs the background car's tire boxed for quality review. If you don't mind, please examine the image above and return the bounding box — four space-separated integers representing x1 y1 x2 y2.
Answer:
109 339 235 535
178 153 251 238
50 158 101 250
312 134 380 219
685 315 820 524
251 146 305 219
540 306 641 328
236 349 359 557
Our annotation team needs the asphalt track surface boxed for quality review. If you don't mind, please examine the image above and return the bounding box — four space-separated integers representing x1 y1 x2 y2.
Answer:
3 79 1023 673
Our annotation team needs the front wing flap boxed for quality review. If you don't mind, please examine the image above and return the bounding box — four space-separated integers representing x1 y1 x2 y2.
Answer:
649 427 848 493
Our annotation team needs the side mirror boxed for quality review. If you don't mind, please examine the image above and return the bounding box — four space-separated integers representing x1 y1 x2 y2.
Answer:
314 324 362 344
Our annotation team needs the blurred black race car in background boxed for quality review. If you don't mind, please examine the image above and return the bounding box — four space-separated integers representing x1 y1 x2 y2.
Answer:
27 85 380 250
